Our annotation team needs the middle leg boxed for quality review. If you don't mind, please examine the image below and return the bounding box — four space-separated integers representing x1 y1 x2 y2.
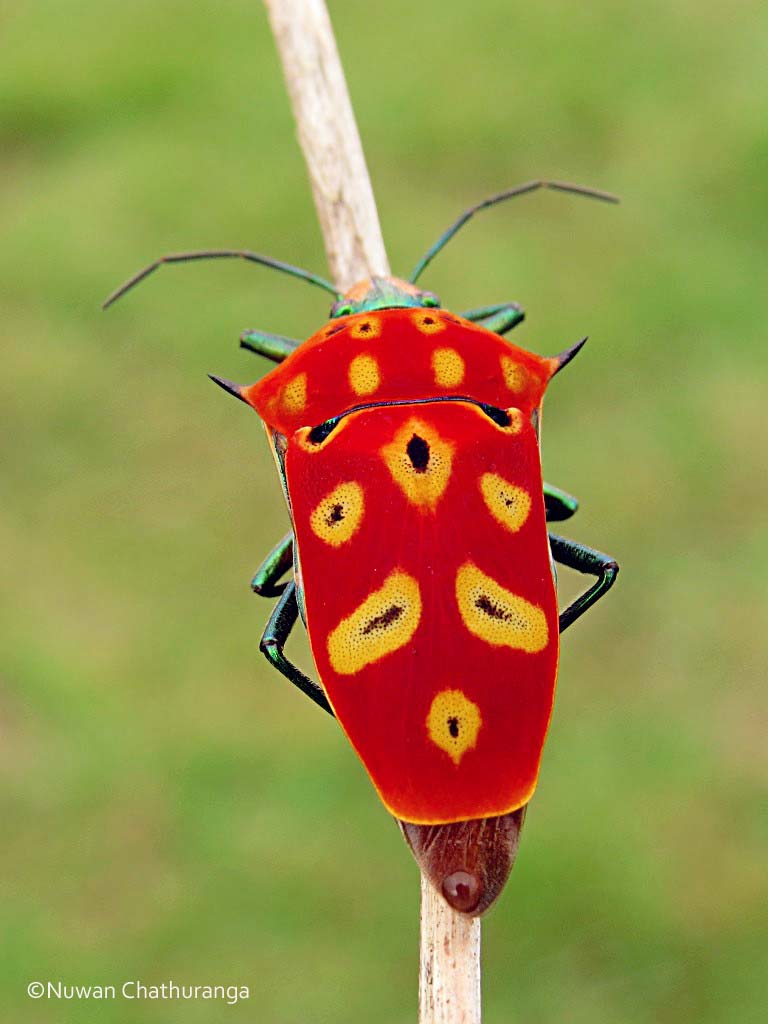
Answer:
251 532 294 597
543 483 579 522
259 581 333 715
549 533 619 633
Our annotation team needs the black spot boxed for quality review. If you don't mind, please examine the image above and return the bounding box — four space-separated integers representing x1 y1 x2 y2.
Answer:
361 605 404 635
308 417 340 444
358 321 372 333
325 503 344 526
480 403 512 427
448 717 460 738
476 594 511 621
406 434 430 472
422 316 435 326
325 323 346 337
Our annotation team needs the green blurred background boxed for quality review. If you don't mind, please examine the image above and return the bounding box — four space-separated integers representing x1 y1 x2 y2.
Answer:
3 1 767 1021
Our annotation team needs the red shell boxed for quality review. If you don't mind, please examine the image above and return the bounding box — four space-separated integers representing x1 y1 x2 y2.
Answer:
284 399 559 825
242 307 558 434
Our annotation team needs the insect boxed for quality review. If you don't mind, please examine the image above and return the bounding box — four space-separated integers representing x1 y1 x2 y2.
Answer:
105 180 620 915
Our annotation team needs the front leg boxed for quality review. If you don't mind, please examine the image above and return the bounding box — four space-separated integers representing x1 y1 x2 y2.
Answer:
240 329 300 363
459 301 525 335
549 533 619 633
260 581 333 715
251 532 294 597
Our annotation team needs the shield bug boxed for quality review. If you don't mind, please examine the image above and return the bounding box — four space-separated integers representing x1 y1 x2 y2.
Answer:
105 180 620 915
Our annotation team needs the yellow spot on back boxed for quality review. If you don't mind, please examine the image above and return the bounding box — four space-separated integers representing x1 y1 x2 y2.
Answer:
281 373 307 414
380 418 455 512
426 689 482 765
432 347 465 388
310 481 364 546
348 353 380 396
455 562 549 653
501 356 530 393
350 316 382 340
327 570 422 675
412 312 446 335
502 408 524 434
479 473 532 533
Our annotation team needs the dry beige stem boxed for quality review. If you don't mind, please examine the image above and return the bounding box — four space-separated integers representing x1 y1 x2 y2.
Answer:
263 2 481 1020
264 0 390 290
420 876 482 1024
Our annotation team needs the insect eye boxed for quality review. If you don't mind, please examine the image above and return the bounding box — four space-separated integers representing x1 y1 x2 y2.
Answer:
421 293 440 308
332 303 354 318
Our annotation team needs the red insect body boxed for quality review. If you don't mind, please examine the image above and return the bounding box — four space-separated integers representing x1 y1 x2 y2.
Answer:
285 400 558 824
243 307 559 436
105 182 618 915
242 304 562 826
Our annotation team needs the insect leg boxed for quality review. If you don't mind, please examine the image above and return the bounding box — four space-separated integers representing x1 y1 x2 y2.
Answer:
240 329 300 363
459 302 525 335
543 483 579 522
251 532 294 597
260 581 333 715
549 534 619 633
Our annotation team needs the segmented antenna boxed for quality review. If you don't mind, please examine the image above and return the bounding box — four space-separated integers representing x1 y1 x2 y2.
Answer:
409 179 619 284
102 249 340 309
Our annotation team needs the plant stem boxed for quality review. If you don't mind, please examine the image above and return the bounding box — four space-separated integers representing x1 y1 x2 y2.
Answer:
420 877 482 1024
263 0 389 289
263 3 481 1020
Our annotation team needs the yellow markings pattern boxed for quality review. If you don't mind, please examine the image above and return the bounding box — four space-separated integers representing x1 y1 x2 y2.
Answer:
479 473 532 533
348 353 381 396
380 418 455 512
426 689 482 765
309 481 365 547
350 316 382 340
501 408 524 434
455 562 549 653
501 355 530 393
327 570 422 675
411 311 446 335
431 347 465 388
281 373 307 414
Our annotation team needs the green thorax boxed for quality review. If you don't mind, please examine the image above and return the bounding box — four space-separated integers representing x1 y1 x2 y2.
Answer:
330 275 440 318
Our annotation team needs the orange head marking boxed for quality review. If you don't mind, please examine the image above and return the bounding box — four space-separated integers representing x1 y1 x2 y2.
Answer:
330 276 441 318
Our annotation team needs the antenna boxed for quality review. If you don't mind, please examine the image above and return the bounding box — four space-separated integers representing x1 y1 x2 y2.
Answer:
409 179 619 284
102 248 340 309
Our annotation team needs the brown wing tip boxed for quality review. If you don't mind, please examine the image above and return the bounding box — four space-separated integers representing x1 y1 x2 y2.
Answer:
399 806 527 917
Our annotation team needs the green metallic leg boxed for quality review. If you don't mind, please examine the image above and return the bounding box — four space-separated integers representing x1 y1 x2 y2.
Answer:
549 533 619 633
240 329 300 363
543 483 579 522
260 581 333 715
251 532 294 597
459 302 525 335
